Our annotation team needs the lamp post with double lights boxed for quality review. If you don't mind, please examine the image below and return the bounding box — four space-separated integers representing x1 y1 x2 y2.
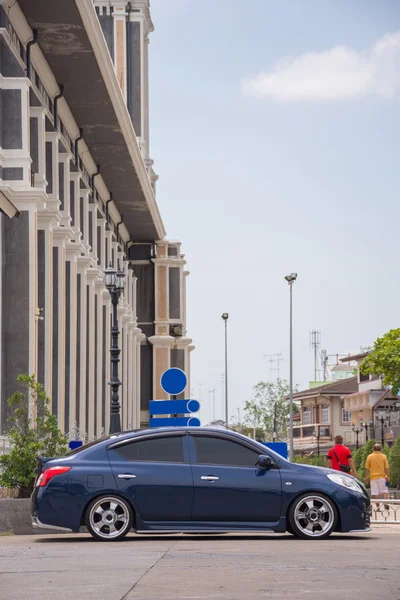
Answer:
285 272 297 462
103 262 126 434
352 422 362 450
360 417 373 443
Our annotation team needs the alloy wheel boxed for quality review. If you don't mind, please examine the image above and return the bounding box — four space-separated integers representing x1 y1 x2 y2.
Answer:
293 495 335 538
87 496 132 541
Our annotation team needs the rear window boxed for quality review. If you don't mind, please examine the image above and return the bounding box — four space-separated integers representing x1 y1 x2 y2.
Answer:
112 436 185 463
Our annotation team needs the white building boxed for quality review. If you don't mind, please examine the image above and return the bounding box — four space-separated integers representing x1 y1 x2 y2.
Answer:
0 0 193 438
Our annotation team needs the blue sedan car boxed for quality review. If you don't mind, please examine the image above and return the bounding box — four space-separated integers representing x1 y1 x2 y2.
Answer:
31 427 371 541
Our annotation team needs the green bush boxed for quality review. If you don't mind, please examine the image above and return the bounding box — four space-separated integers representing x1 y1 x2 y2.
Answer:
389 436 400 489
356 439 376 481
0 375 68 498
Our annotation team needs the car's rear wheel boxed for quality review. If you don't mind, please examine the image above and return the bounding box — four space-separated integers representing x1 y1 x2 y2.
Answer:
86 495 133 542
288 493 337 540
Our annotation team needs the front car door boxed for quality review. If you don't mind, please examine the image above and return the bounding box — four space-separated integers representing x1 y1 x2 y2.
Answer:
189 433 282 525
108 432 193 526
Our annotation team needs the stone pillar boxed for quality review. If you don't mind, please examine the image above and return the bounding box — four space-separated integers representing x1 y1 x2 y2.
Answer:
0 193 44 429
30 107 47 190
112 1 128 101
86 268 100 440
59 154 72 227
70 172 82 241
76 256 94 436
51 227 74 431
95 278 105 437
65 242 82 433
103 291 112 434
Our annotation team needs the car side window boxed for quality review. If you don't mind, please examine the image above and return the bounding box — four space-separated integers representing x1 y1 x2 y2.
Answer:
192 436 259 467
112 436 185 463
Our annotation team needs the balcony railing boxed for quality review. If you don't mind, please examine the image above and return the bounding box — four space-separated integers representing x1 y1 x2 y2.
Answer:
292 424 331 439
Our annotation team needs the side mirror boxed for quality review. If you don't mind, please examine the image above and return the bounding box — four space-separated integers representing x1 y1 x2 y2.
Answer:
258 454 275 469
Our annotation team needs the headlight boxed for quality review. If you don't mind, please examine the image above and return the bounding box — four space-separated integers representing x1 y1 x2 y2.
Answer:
327 473 364 494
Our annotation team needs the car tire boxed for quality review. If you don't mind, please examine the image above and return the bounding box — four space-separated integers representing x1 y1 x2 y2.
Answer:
288 493 337 540
286 521 295 535
85 495 133 542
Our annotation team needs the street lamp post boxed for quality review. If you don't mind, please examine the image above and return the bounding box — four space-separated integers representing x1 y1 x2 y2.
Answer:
352 422 362 450
103 262 126 434
380 415 386 448
285 273 297 462
221 313 229 426
313 426 320 458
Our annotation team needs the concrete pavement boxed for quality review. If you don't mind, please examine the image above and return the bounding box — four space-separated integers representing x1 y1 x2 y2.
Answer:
0 527 399 600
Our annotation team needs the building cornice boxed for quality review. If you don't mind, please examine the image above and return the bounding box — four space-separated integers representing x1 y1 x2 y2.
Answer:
75 0 166 241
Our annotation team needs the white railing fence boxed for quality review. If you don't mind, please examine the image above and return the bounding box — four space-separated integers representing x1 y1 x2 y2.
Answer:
370 499 400 524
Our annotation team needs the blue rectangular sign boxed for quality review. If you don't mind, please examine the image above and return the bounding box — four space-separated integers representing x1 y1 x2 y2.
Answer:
262 442 288 459
149 417 200 427
68 440 83 450
149 400 198 415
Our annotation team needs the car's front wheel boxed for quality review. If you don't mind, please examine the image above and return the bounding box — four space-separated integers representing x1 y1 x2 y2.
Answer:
288 493 337 540
85 495 133 542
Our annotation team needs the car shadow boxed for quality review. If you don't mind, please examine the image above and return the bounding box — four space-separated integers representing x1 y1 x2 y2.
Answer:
34 533 375 543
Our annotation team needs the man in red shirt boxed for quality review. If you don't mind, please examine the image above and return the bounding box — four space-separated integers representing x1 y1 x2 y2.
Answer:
326 435 357 477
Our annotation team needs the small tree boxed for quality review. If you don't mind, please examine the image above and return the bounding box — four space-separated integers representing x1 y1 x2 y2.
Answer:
390 436 400 489
243 379 299 441
360 329 400 394
0 375 68 498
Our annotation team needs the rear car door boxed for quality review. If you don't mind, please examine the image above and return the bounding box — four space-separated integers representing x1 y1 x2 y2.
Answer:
108 433 193 523
190 433 282 524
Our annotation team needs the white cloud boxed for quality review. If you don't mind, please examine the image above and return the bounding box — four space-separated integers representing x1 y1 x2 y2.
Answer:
242 31 400 101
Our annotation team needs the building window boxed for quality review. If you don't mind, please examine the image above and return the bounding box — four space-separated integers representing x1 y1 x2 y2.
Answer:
321 403 330 424
303 406 311 425
341 403 351 423
359 372 370 383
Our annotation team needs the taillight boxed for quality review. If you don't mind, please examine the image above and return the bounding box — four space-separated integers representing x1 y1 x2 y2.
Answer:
36 466 72 487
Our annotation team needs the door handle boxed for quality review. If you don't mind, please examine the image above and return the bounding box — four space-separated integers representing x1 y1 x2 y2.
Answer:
118 474 136 479
201 476 219 481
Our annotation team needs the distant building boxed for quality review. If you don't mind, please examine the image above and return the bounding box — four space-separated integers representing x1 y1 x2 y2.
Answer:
290 378 358 453
340 353 400 447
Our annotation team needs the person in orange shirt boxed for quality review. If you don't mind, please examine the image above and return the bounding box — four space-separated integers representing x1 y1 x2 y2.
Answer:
365 443 390 509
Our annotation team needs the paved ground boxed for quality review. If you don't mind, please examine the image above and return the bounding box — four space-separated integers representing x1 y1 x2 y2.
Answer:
0 527 399 600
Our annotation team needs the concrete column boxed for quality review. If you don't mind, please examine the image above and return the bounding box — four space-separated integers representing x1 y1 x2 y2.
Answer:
112 1 128 101
103 291 112 434
70 172 82 241
76 256 94 437
52 227 74 431
95 278 105 437
45 132 60 206
36 215 55 397
65 242 83 433
80 190 91 254
88 204 98 262
59 154 72 227
86 268 101 440
0 194 43 429
30 107 47 190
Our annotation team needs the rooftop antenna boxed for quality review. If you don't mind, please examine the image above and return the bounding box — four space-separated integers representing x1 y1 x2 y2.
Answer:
264 353 284 380
310 330 322 381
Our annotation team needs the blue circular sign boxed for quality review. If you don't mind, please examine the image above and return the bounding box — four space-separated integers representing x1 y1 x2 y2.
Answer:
186 399 200 413
160 368 187 395
187 417 201 427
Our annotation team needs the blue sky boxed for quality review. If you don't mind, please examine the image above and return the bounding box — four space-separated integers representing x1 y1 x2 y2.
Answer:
149 0 400 424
